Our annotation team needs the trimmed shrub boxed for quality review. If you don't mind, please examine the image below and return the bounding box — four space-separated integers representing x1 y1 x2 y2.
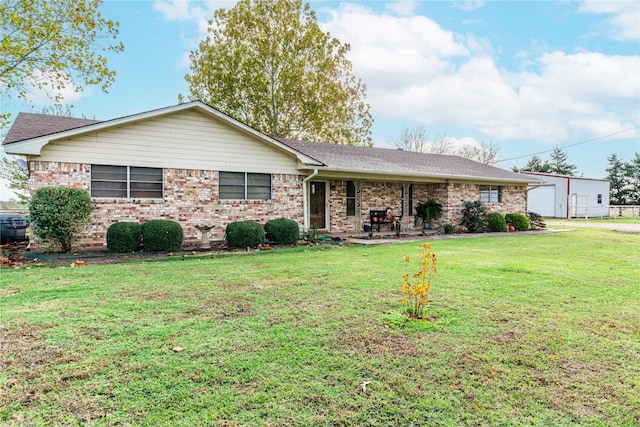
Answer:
487 212 507 232
444 223 455 234
107 222 143 253
527 211 546 230
460 200 487 233
505 213 530 231
264 218 300 245
142 220 184 252
226 221 265 249
28 186 92 253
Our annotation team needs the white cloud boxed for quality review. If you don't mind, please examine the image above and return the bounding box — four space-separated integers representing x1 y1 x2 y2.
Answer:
23 70 90 106
451 1 485 12
385 0 419 16
579 0 640 41
322 3 469 89
321 3 640 146
152 1 234 68
153 0 227 31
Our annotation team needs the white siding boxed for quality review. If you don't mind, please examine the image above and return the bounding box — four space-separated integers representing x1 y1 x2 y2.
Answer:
36 110 300 174
528 185 556 217
568 179 610 218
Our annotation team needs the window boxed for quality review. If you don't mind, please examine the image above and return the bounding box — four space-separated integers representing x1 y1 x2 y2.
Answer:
597 194 602 204
91 165 163 199
402 184 414 216
346 181 356 216
219 172 271 200
480 185 502 203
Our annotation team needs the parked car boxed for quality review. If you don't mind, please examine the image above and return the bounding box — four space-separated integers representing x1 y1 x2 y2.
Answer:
0 213 29 244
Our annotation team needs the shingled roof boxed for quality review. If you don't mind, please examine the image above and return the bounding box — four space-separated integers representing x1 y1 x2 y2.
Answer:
3 113 100 144
278 138 531 183
3 106 534 184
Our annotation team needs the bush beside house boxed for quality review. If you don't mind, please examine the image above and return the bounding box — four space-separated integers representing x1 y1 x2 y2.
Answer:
264 219 300 245
226 221 265 249
487 212 507 232
28 186 92 253
142 220 184 252
107 222 143 253
505 213 530 231
460 200 488 233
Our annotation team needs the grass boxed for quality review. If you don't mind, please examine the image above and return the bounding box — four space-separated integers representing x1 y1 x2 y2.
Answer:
1 229 639 426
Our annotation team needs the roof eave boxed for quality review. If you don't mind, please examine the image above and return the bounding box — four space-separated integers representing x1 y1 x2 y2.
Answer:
299 165 539 184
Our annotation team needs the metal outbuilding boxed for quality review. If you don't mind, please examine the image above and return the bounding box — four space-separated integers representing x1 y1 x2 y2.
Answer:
523 172 611 218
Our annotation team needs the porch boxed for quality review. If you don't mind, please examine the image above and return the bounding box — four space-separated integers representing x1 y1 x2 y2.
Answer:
318 227 438 244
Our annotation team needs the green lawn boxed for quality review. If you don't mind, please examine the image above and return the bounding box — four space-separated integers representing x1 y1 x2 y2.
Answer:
1 229 639 426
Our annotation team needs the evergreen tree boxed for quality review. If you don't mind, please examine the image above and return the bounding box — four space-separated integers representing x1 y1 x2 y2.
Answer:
520 155 551 173
606 153 630 205
548 147 578 176
627 153 640 205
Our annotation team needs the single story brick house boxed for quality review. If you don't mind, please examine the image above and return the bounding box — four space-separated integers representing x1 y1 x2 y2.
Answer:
2 101 538 250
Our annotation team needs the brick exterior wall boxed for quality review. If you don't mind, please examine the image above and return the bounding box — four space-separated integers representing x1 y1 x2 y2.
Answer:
326 179 527 233
28 161 528 251
29 161 303 251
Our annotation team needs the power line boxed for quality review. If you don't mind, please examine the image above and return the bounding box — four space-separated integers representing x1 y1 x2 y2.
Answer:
497 125 640 164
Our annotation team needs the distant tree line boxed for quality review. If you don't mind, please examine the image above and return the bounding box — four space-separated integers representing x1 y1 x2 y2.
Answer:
390 125 501 165
606 153 640 205
511 147 578 176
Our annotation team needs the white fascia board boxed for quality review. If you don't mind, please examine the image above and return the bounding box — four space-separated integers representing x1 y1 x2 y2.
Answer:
3 138 49 155
298 165 540 184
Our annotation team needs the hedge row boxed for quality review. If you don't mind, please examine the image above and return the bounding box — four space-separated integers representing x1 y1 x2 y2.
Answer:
226 218 300 249
460 201 532 233
107 219 183 253
107 218 301 252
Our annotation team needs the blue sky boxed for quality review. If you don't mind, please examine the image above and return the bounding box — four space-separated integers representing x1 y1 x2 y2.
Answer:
2 0 639 199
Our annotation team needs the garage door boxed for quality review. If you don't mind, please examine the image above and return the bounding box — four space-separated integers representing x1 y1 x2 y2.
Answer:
528 185 556 217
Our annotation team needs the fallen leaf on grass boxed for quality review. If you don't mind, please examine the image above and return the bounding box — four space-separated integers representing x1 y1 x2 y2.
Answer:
70 260 87 267
171 346 186 352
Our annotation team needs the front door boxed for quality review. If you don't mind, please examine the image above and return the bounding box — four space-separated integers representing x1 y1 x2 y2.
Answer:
309 181 326 229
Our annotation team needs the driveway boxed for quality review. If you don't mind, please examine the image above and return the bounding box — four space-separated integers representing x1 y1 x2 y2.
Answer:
546 220 640 233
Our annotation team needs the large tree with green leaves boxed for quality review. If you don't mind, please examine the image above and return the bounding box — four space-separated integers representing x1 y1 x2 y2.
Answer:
182 0 373 146
0 0 123 125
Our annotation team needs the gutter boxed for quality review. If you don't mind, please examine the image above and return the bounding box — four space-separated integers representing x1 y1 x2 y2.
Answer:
298 165 538 185
302 169 319 231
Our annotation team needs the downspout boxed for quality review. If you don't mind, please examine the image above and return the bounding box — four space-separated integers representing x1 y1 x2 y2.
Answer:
302 169 319 231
